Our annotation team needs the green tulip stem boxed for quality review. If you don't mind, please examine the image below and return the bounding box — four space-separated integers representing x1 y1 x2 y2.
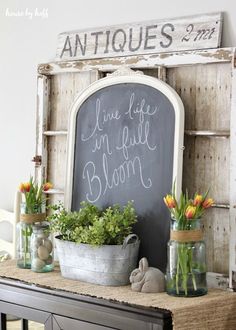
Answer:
176 243 197 296
21 225 32 268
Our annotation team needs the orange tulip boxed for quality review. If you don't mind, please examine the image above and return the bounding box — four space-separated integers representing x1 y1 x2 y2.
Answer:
24 182 31 192
43 182 53 191
19 182 30 193
163 195 176 209
202 198 214 209
19 183 25 193
185 205 196 219
193 194 203 206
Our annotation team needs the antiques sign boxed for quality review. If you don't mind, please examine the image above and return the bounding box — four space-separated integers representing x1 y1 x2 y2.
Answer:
56 12 222 61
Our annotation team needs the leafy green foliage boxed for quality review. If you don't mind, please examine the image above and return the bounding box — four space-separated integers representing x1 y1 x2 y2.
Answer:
47 201 137 245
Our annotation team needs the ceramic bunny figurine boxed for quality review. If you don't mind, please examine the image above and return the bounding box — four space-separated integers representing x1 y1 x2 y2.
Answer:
129 257 165 293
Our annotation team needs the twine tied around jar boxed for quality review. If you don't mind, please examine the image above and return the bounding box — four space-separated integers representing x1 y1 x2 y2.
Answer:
170 229 203 242
20 213 46 224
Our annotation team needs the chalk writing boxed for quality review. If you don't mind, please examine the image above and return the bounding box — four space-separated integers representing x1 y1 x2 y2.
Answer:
80 92 158 203
83 154 152 203
91 133 112 155
125 93 158 121
117 93 157 159
81 98 120 142
116 122 156 160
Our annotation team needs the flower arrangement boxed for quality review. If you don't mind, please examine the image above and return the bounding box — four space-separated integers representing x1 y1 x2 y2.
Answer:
19 177 53 214
17 176 53 269
164 191 214 227
164 188 214 297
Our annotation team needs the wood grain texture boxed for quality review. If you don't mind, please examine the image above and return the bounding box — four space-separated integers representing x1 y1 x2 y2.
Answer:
202 208 230 273
39 48 233 75
47 136 67 191
46 70 99 206
182 136 229 202
35 75 50 185
183 136 230 273
49 71 99 131
167 63 231 131
1 266 236 330
56 13 222 61
36 49 235 276
167 62 231 274
229 62 236 288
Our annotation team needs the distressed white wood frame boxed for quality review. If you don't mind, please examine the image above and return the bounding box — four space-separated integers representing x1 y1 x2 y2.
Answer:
36 47 236 289
39 48 233 75
64 70 184 209
229 56 236 289
36 75 50 185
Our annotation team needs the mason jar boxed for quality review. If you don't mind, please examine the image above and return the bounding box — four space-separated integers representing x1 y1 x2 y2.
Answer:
16 221 32 269
31 222 54 272
166 218 207 297
16 203 46 269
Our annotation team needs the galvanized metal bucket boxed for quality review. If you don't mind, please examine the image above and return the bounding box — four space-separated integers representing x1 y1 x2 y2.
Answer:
55 234 140 286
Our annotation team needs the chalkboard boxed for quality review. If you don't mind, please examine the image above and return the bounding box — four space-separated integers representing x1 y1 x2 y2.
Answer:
65 72 184 272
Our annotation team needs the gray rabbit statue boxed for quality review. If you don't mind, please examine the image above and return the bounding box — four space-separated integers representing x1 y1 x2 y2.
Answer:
129 257 165 293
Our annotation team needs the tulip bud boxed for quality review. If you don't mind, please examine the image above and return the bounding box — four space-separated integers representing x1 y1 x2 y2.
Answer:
163 195 176 209
19 183 25 193
185 205 196 219
202 198 214 209
43 182 53 191
24 182 31 192
193 194 203 206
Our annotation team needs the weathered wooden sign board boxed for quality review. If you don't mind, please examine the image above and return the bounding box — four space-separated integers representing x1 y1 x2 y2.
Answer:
56 12 222 61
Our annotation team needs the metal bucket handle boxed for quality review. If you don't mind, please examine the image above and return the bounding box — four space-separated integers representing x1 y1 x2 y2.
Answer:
122 234 139 249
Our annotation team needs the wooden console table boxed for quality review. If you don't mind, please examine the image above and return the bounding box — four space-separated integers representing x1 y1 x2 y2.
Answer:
0 260 236 330
0 277 171 330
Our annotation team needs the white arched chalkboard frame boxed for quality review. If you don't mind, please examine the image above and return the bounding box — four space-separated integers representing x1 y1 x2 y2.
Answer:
65 71 184 209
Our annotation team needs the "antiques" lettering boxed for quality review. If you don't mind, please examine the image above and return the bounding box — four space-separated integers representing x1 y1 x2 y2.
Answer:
56 13 222 60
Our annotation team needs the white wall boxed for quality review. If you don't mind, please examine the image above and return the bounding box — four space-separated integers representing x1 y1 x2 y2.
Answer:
0 0 235 210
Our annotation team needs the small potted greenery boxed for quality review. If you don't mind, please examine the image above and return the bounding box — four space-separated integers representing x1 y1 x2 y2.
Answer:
47 201 140 286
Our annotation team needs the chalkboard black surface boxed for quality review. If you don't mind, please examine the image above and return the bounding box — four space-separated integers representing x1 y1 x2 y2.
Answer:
66 73 184 272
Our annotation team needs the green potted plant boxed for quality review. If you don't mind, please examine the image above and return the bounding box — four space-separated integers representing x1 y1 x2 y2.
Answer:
47 201 140 286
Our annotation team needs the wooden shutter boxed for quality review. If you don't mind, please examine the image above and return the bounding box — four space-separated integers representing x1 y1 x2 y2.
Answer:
36 70 100 206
